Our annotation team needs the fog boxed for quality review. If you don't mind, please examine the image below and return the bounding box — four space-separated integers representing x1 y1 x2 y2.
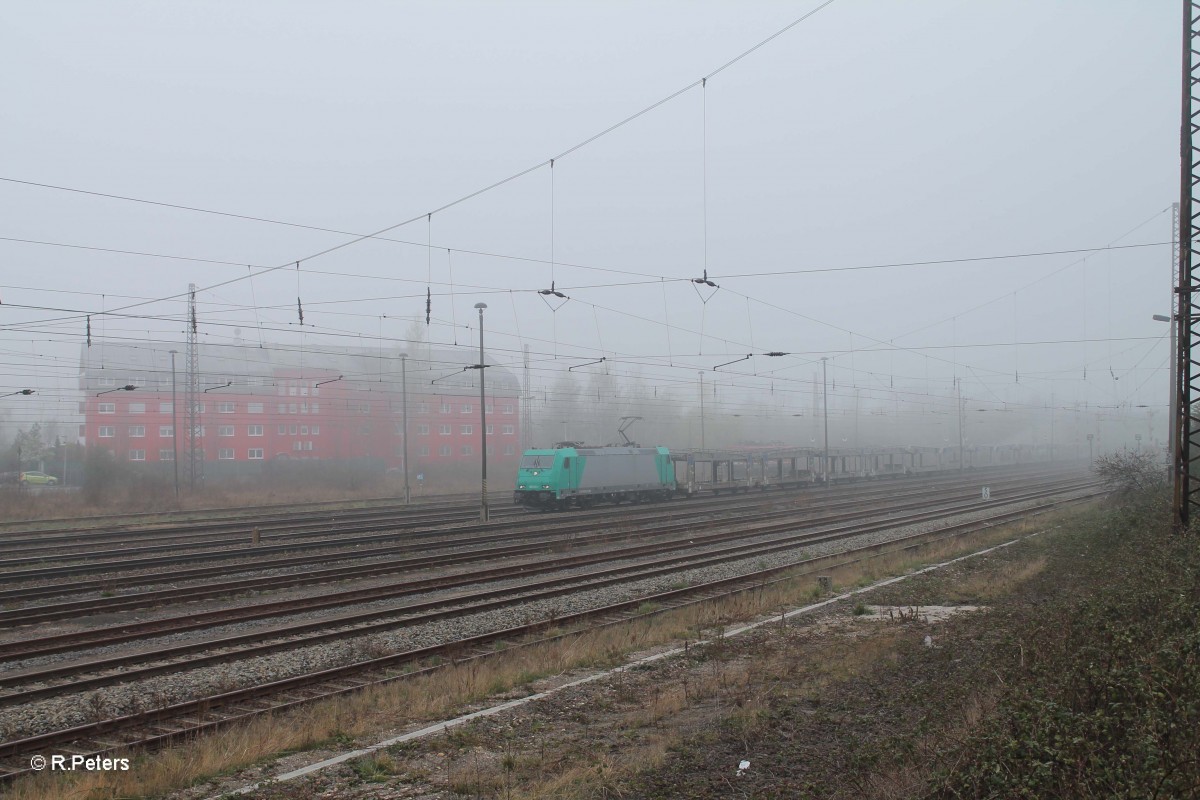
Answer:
0 1 1178 475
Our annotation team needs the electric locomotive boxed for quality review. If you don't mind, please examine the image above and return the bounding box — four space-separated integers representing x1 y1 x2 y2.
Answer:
514 445 675 510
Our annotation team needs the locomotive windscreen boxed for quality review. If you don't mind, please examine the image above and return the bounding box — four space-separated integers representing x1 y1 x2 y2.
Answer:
520 455 556 469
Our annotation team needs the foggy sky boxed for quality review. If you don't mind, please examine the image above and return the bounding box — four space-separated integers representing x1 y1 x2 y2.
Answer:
0 1 1179 452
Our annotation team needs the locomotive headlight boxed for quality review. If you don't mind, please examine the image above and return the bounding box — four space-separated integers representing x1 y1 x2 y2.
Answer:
542 484 550 489
519 484 526 489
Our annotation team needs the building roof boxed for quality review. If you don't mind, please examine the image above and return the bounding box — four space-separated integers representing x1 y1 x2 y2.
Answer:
78 340 520 397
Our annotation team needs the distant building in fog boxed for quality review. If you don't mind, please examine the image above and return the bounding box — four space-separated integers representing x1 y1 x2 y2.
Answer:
77 342 521 473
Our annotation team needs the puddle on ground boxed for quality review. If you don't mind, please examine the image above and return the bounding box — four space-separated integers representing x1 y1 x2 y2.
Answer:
855 605 986 623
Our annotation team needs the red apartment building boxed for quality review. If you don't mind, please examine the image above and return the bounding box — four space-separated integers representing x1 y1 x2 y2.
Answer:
79 342 522 475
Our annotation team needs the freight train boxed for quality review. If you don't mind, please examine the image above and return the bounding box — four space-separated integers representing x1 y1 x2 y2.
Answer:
514 446 676 510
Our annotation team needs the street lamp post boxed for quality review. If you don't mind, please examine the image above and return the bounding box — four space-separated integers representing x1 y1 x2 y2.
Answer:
821 357 830 487
400 353 410 505
475 303 489 523
169 350 179 501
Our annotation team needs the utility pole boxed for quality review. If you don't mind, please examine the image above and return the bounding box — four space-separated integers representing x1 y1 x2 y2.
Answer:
1170 201 1180 476
169 349 179 500
822 357 830 486
400 353 410 505
1049 390 1055 463
699 371 706 451
475 303 490 522
956 378 964 471
185 284 202 490
521 344 532 451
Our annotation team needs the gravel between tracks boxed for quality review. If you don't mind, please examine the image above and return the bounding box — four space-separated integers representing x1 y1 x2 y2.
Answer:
0 489 1092 742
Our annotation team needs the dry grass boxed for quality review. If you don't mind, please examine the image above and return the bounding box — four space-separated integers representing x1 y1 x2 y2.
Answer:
3 507 1083 800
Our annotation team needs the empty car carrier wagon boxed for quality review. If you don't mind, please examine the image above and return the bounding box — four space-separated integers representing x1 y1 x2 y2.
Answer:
514 446 676 510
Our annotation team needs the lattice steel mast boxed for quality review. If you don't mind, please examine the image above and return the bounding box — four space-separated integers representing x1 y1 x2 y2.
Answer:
186 283 203 490
1175 2 1200 528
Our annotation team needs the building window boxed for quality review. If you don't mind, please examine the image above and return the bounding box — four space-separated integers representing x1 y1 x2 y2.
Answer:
128 403 145 414
440 403 451 414
486 445 493 456
303 441 313 451
293 441 302 451
417 424 430 435
248 448 264 460
98 403 115 414
289 424 298 435
218 448 234 460
129 450 145 461
160 426 173 437
359 425 371 436
393 423 404 436
277 424 287 435
417 403 429 414
503 444 515 455
439 424 451 435
502 405 514 414
131 375 146 386
159 449 174 461
288 386 297 396
128 425 145 438
98 426 115 438
485 424 493 435
461 425 473 435
98 376 116 387
311 402 319 413
311 425 319 435
159 402 173 413
300 426 309 435
247 402 263 414
277 404 287 414
78 424 86 437
300 387 309 396
357 403 370 414
288 403 297 414
485 404 493 415
439 445 452 456
248 425 264 437
461 445 473 456
300 403 308 414
460 404 472 414
218 426 235 437
217 402 235 413
502 425 514 435
419 445 430 456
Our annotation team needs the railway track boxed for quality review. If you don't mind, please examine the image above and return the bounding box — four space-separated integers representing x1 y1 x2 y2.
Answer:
0 465 1071 589
0 475 1096 679
0 468 1075 613
0 475 1101 784
0 464 1052 565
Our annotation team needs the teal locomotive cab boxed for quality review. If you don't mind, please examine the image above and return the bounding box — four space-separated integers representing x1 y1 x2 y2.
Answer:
514 448 578 506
